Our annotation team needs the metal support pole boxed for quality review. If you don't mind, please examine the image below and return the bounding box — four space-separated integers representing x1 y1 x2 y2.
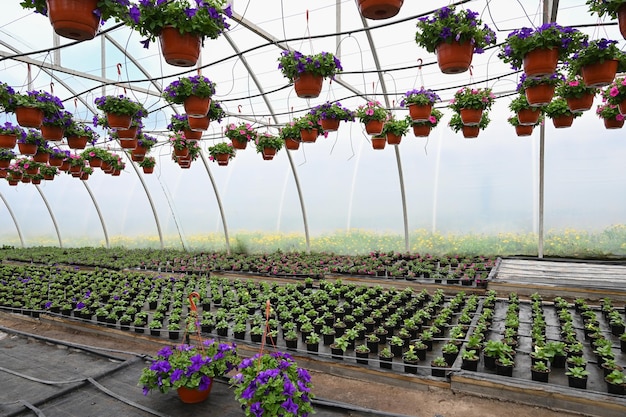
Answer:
34 185 62 248
0 191 25 247
199 151 231 254
81 181 110 249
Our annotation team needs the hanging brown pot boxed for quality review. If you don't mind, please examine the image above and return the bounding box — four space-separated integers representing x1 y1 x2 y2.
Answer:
412 124 431 137
293 72 324 98
130 153 144 162
15 106 44 128
371 136 386 149
159 26 201 67
603 116 624 129
364 120 384 135
80 172 90 180
300 129 318 143
184 95 211 118
177 384 212 404
523 48 559 79
356 0 403 20
618 4 626 40
174 147 190 158
106 113 132 130
408 104 432 122
215 153 230 166
17 142 37 155
515 125 534 136
581 60 618 88
49 156 63 167
183 129 202 140
187 115 210 131
231 138 248 150
47 0 100 41
460 108 483 126
32 178 42 185
262 148 277 160
435 41 473 74
118 138 138 149
0 134 17 149
133 144 149 156
386 133 402 145
142 166 154 174
525 83 555 106
116 125 138 139
284 137 301 150
33 151 50 163
41 125 64 141
67 136 89 149
551 114 574 129
461 125 480 138
320 118 340 132
89 157 102 168
517 108 542 125
0 160 10 169
566 93 594 113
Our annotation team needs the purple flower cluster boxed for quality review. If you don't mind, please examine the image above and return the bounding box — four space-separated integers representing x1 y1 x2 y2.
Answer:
400 88 441 107
309 101 355 121
232 351 313 417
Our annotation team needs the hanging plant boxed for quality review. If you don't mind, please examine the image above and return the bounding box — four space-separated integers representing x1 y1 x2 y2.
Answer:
224 122 258 149
449 87 496 112
278 51 343 82
255 132 283 160
400 88 441 106
412 108 444 128
309 102 355 122
208 142 235 165
125 0 232 46
415 6 496 73
498 23 587 73
94 95 147 117
555 75 598 112
207 100 226 122
0 82 15 111
449 112 490 132
163 75 217 104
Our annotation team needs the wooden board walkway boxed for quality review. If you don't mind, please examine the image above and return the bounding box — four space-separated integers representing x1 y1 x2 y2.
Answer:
490 258 626 301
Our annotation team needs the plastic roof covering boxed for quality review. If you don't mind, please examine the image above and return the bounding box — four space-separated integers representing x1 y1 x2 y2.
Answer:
0 0 625 251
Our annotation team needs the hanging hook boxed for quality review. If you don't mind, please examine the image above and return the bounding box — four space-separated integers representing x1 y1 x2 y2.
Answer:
74 98 78 109
237 104 242 113
49 82 54 94
116 63 122 76
306 9 309 23
188 291 200 312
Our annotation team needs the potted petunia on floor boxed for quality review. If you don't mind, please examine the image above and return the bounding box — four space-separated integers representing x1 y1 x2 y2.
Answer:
139 339 239 403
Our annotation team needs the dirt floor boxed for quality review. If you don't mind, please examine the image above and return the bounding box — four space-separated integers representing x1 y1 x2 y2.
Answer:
0 313 587 417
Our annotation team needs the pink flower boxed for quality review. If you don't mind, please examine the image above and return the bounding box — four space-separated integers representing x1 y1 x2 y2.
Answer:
428 115 436 124
610 86 619 97
365 109 374 116
568 81 579 87
89 152 95 157
617 114 625 122
621 79 626 87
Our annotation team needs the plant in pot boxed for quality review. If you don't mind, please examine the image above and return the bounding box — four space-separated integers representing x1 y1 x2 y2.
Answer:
139 340 239 403
355 101 389 135
12 90 63 128
163 75 217 117
448 112 490 138
402 344 420 374
509 93 544 126
65 121 99 149
41 110 73 141
544 97 581 128
531 360 551 383
279 121 302 151
411 108 443 137
124 0 232 67
517 72 564 107
431 356 448 378
555 75 598 112
596 103 624 129
566 354 587 370
230 351 314 417
415 5 497 74
587 0 626 39
305 332 320 353
0 122 24 150
482 339 514 370
355 343 370 365
569 38 626 87
19 0 129 41
94 95 147 130
330 335 349 360
498 23 587 77
378 346 394 369
284 329 298 350
565 366 590 389
460 349 480 372
224 122 258 150
208 142 236 166
448 86 496 126
380 115 411 146
294 113 324 143
605 369 626 395
400 88 441 122
255 132 283 161
0 82 15 112
309 101 354 132
278 50 343 98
